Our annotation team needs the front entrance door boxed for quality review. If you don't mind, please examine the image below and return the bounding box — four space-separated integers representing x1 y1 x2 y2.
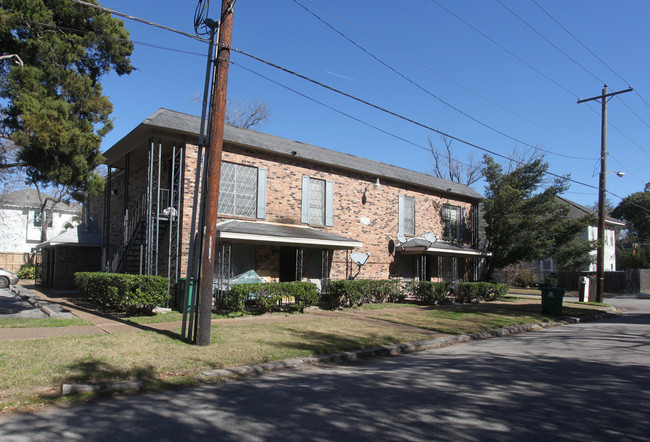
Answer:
279 247 297 282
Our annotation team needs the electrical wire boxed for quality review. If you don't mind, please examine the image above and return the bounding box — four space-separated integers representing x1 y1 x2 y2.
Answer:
233 56 650 212
292 0 597 161
194 0 212 36
229 44 601 190
302 0 600 153
495 0 605 85
69 0 209 43
428 0 579 98
53 1 650 212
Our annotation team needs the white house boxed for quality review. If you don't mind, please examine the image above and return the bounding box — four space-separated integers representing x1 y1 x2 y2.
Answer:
0 188 81 255
536 197 624 280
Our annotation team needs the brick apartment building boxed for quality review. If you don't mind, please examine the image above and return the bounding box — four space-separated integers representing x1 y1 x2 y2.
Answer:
96 108 488 296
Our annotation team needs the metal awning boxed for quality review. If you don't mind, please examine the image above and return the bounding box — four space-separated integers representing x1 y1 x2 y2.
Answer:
216 220 363 249
396 237 490 257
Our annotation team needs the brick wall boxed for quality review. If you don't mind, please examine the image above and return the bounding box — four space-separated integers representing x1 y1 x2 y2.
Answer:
176 142 476 281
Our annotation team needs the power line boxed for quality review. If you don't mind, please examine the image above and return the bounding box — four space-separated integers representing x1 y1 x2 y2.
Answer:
60 1 650 212
302 0 600 154
530 0 650 112
531 0 650 128
495 0 605 85
230 44 604 190
14 18 207 59
292 0 596 161
69 0 209 43
232 57 648 212
428 0 579 98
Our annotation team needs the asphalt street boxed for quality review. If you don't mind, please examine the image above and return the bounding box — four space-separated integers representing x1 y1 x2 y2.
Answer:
0 297 648 441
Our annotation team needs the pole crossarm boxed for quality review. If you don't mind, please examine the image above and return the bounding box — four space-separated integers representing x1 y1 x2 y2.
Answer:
577 87 633 103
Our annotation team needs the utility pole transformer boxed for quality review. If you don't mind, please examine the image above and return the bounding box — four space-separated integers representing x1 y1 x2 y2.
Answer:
196 0 235 346
577 85 632 303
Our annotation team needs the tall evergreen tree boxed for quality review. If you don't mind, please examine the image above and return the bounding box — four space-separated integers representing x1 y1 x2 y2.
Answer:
612 183 650 243
482 155 595 279
0 0 133 187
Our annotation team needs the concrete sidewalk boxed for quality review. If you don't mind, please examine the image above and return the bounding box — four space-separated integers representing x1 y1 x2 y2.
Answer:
1 285 181 340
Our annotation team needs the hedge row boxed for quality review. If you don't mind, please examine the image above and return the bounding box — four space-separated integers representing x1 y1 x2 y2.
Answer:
322 280 509 308
75 272 170 315
320 279 406 308
222 281 319 313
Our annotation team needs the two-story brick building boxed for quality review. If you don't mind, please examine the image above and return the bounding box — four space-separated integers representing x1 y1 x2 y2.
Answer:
96 109 487 297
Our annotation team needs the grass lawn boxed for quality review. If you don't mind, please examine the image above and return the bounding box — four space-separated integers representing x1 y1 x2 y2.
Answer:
0 299 609 414
0 317 91 328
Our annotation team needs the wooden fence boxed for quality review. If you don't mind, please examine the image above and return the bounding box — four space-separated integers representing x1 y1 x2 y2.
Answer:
0 252 41 273
557 269 650 294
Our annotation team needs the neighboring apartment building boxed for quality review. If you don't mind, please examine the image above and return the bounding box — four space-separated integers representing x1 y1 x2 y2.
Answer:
0 188 81 270
535 196 624 282
95 109 488 296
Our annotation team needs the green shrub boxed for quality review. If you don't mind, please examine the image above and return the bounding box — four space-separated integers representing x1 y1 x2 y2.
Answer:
282 281 319 312
369 279 404 303
493 283 509 300
322 279 372 308
413 281 449 304
543 273 559 288
454 282 480 303
75 272 170 315
448 282 509 303
222 282 318 313
17 264 41 279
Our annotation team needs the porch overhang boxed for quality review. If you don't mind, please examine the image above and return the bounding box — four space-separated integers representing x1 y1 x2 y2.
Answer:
216 220 363 249
396 237 491 257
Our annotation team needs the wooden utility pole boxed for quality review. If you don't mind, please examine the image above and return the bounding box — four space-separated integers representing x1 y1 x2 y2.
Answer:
577 85 632 303
196 0 235 346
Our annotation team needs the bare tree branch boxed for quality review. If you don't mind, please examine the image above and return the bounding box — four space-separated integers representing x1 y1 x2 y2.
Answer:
224 99 272 129
427 133 482 186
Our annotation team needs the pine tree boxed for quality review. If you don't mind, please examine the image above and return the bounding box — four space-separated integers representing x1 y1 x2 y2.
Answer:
0 0 133 187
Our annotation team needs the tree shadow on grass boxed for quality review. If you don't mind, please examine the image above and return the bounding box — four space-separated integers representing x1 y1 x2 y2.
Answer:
56 359 160 385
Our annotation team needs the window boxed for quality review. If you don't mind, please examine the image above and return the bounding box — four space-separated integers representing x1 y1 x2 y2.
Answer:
398 195 415 236
218 162 266 219
442 204 465 241
302 176 333 226
33 210 52 228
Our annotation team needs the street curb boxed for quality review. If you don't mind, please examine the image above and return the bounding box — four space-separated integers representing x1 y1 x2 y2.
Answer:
61 380 144 395
199 310 615 381
10 285 74 318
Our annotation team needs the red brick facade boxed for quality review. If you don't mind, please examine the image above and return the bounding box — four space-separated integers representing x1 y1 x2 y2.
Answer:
99 115 482 286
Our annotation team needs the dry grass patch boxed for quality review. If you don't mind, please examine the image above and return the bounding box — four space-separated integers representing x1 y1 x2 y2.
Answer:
0 316 428 412
365 300 607 335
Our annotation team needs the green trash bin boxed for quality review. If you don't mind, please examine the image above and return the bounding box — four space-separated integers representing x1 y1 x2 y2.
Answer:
541 287 565 315
177 277 194 313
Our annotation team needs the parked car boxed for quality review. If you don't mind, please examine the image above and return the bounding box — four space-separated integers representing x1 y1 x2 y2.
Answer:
0 268 19 289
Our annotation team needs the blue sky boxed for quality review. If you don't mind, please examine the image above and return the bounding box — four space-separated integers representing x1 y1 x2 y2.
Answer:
99 0 650 208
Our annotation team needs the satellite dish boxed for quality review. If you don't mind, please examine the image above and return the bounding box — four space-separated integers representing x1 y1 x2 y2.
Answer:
350 252 370 266
397 233 407 244
424 232 439 244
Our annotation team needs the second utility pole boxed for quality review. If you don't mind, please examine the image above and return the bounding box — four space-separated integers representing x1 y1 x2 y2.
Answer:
577 84 632 303
196 0 235 346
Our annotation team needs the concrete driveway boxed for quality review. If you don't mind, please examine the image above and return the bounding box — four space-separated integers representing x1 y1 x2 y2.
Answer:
0 287 47 318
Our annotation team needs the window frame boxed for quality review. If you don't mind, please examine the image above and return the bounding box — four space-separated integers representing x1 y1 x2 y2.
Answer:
442 204 466 242
218 162 266 219
398 195 416 236
301 176 334 226
33 209 53 228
